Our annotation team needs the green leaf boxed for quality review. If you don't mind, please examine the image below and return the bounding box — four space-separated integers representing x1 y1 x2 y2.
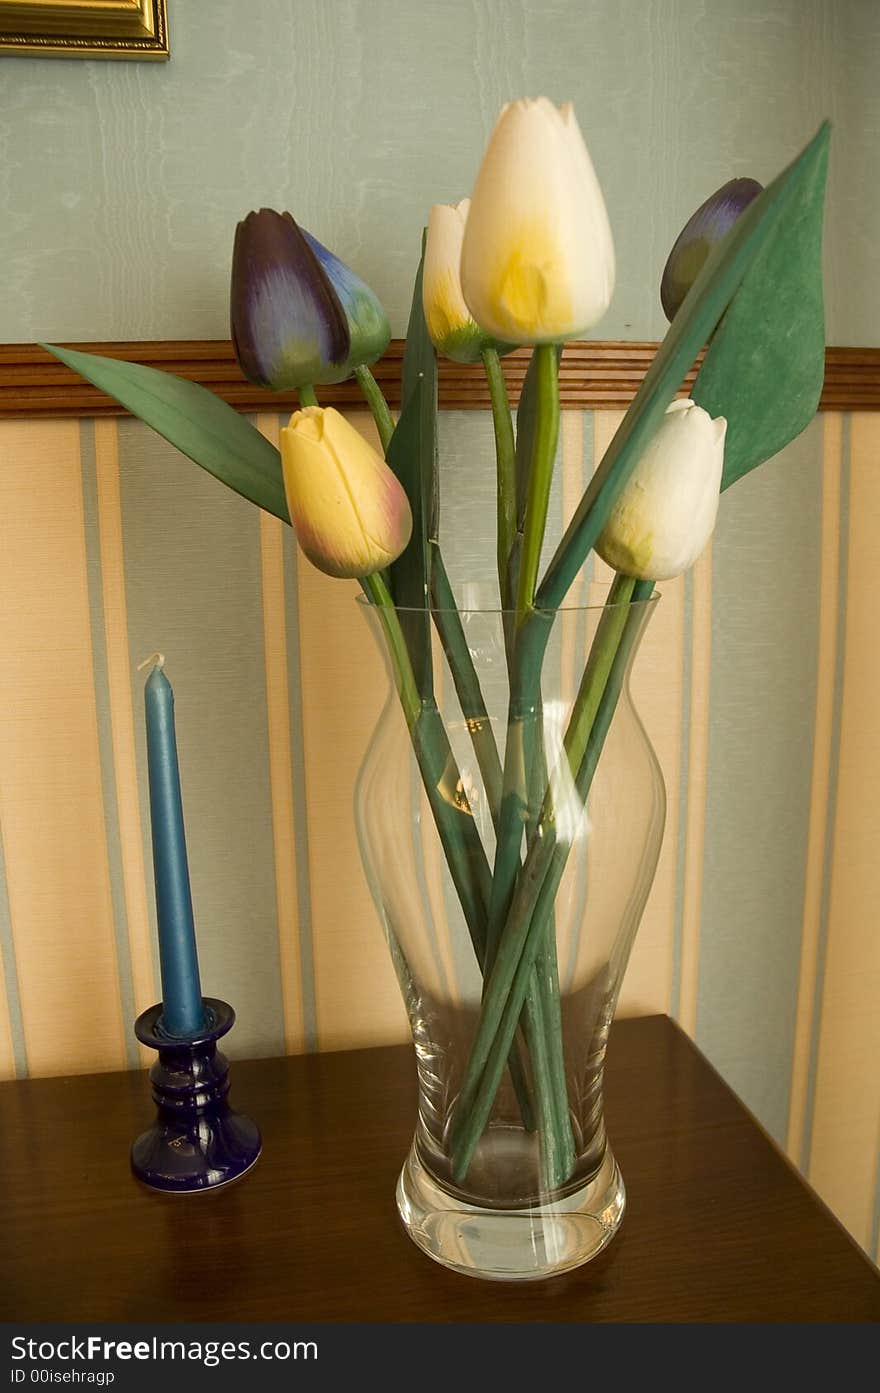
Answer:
507 344 563 607
400 235 439 545
536 122 830 611
693 136 828 490
387 379 433 698
386 239 439 699
41 344 289 523
514 344 563 531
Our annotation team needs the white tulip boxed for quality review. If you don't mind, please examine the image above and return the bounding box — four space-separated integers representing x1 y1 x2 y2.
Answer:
423 199 489 363
596 399 726 581
460 97 615 344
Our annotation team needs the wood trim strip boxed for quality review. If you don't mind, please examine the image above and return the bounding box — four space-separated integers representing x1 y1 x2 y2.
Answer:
1 342 878 418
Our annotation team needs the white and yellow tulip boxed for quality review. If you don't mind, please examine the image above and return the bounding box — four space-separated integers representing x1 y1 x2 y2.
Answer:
460 97 615 344
280 407 412 579
596 399 726 581
422 199 492 363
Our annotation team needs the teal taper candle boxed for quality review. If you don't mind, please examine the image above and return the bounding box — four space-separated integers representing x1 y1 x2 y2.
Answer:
142 653 207 1037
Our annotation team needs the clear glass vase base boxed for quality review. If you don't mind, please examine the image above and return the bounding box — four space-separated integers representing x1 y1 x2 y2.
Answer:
397 1141 625 1282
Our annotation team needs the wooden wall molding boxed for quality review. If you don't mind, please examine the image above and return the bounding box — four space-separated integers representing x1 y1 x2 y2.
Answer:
1 341 878 418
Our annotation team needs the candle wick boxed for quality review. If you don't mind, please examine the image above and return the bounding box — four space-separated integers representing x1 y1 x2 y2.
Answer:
137 651 166 673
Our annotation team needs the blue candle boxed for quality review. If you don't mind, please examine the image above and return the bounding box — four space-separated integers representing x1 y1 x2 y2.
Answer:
142 654 207 1037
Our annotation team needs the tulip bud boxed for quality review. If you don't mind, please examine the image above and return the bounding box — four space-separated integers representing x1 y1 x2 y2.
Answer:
231 209 350 390
301 229 391 371
661 178 763 321
460 98 615 344
596 399 726 581
423 199 497 362
280 407 412 578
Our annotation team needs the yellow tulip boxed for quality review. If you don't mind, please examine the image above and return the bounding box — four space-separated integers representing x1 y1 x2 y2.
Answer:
460 98 615 344
596 399 726 581
280 407 412 578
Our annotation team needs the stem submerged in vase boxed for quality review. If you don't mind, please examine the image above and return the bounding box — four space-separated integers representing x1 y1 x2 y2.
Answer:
449 580 654 1180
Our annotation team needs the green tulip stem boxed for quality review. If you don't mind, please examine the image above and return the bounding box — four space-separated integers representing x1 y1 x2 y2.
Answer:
298 383 319 408
516 344 559 627
360 572 421 726
481 346 517 597
487 340 561 967
472 616 565 1187
478 337 568 1182
359 569 537 1131
355 369 504 831
425 547 574 1159
484 338 572 1184
360 570 493 949
450 575 648 1181
358 334 569 1176
428 546 503 829
354 364 396 453
523 697 576 1181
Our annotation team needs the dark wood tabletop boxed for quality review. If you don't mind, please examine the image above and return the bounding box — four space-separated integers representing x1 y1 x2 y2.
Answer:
2 1015 878 1322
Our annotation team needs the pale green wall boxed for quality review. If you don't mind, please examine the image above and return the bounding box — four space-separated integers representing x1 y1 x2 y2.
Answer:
0 0 877 344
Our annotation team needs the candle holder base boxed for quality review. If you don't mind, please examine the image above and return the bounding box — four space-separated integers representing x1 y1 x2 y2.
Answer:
131 998 262 1193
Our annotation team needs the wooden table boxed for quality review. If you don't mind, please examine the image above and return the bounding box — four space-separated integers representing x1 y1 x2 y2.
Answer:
2 1016 878 1322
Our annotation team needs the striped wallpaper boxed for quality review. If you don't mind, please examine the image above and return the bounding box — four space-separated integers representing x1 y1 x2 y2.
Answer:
0 408 877 1262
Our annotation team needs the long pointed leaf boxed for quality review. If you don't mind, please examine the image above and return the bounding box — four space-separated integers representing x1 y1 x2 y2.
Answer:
507 343 563 608
401 237 439 545
537 122 830 611
42 344 289 522
387 379 432 698
514 344 563 532
693 136 828 489
386 239 439 699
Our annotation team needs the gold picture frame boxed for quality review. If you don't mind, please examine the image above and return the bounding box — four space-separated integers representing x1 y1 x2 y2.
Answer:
0 1 169 60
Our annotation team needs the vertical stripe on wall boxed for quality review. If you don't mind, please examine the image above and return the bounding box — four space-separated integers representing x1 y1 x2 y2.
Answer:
786 413 845 1165
281 517 319 1052
117 419 285 1062
92 419 157 1051
676 547 712 1035
0 419 127 1075
696 419 823 1144
80 420 140 1069
256 413 307 1054
874 1143 880 1267
625 562 686 1018
808 413 880 1251
296 411 407 1050
0 826 21 1078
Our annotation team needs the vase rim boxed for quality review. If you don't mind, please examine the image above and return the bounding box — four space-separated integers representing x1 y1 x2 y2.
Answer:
355 581 661 617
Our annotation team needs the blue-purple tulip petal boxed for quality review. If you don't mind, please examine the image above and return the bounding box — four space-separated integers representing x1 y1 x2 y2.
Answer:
231 210 351 390
302 229 391 368
661 177 763 322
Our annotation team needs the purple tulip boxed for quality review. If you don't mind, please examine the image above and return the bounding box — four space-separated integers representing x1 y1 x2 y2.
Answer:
230 209 350 390
301 229 391 369
661 178 763 322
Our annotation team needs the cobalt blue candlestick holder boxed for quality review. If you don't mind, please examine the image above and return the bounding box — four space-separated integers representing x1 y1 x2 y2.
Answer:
131 997 262 1193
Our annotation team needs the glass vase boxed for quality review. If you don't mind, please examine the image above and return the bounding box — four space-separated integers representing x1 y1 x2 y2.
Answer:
355 587 665 1281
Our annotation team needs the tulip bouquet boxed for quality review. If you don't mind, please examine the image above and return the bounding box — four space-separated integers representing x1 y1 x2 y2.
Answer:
45 98 828 1193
